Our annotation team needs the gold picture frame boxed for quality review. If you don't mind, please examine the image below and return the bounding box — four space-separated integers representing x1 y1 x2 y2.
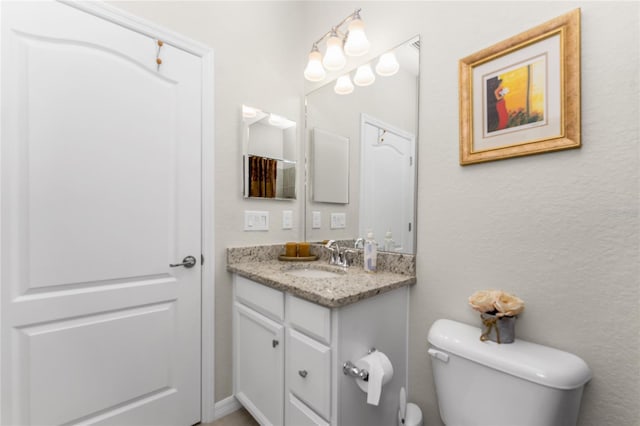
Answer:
459 9 580 165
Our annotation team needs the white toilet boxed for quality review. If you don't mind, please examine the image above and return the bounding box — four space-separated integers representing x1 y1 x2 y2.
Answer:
427 319 591 426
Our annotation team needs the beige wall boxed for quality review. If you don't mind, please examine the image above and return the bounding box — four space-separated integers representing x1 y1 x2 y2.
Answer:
304 5 638 426
112 2 639 425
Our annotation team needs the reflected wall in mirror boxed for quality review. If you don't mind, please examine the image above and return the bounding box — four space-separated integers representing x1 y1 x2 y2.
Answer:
305 36 419 253
311 128 349 203
242 105 297 200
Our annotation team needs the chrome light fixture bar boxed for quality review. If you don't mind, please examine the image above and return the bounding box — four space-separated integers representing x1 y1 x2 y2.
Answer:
304 9 370 82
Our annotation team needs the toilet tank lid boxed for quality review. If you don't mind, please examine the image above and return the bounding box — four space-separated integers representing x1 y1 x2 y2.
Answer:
427 319 592 390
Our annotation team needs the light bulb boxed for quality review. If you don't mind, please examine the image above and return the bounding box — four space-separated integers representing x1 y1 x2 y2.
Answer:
334 75 354 95
376 52 400 76
304 48 326 82
322 32 346 71
344 17 370 57
353 64 375 86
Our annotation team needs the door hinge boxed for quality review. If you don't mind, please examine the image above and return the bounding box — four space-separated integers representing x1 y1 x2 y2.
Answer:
201 254 205 265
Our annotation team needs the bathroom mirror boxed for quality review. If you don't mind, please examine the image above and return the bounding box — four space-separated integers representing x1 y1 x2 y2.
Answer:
242 105 297 200
305 36 420 253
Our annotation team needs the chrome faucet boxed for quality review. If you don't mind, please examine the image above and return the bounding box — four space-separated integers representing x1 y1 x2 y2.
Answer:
324 240 340 265
324 240 355 267
354 237 364 249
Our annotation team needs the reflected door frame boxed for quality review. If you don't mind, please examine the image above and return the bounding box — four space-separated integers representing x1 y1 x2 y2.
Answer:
359 113 416 253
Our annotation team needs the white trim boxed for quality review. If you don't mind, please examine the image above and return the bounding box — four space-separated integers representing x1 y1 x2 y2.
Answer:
200 47 216 423
58 0 211 56
213 395 242 421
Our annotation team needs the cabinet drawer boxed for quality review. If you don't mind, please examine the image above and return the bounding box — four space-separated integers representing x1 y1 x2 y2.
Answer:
288 295 331 344
288 329 331 420
286 393 330 426
235 275 284 321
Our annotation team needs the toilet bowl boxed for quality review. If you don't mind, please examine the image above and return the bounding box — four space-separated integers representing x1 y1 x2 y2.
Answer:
427 319 591 426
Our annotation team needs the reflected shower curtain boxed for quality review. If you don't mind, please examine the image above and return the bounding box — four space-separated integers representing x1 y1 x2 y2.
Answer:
249 156 277 198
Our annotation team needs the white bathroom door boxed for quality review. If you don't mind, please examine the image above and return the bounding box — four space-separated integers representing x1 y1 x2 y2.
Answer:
360 115 415 253
1 2 203 425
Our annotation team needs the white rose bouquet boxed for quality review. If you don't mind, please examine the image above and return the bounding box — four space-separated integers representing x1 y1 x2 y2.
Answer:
468 289 525 317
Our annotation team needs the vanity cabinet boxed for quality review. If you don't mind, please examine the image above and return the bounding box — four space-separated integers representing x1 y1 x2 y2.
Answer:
233 274 408 426
234 276 285 425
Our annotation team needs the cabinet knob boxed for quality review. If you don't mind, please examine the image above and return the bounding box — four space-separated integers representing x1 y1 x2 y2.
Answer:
298 370 308 378
272 339 279 348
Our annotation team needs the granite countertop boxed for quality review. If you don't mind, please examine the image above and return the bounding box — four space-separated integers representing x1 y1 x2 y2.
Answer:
227 260 416 308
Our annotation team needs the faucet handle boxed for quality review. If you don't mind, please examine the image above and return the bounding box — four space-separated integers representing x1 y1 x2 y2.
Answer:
343 249 357 267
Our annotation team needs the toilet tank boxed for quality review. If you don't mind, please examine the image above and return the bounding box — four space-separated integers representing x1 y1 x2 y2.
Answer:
427 319 591 426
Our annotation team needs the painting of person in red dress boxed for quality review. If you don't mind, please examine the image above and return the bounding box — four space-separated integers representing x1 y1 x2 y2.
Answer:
486 76 509 132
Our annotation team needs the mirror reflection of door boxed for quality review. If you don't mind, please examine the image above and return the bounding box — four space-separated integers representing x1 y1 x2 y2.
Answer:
360 114 415 253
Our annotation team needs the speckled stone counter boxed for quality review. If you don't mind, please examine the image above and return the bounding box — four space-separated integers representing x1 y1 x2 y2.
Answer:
227 244 416 308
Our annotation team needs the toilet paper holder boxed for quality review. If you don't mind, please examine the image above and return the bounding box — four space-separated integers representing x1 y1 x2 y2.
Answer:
343 361 369 382
343 347 377 382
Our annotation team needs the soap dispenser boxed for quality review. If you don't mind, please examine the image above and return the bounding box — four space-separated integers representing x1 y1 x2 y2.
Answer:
363 231 377 273
383 230 395 252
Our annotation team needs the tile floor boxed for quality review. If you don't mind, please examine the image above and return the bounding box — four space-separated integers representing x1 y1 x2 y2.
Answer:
201 408 258 426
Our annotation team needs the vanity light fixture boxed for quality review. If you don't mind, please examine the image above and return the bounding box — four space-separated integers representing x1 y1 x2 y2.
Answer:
343 12 370 57
303 8 370 82
353 64 375 86
304 45 326 82
322 29 347 71
375 52 400 77
334 75 354 95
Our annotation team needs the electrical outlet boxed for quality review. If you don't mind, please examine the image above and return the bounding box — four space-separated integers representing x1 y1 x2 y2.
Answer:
312 211 321 229
282 210 293 229
330 212 346 229
244 210 269 231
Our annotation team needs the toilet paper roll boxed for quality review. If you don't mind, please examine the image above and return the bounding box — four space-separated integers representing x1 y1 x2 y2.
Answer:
355 350 394 406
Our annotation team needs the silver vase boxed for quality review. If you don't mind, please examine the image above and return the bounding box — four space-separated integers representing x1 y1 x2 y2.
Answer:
480 313 516 343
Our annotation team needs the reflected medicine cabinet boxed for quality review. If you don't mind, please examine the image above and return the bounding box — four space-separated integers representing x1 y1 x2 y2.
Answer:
242 105 297 200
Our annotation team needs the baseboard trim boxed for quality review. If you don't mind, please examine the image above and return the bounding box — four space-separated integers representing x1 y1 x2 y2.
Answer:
213 395 241 421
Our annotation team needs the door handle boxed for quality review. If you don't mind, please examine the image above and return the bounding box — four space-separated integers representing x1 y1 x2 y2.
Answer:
170 255 197 268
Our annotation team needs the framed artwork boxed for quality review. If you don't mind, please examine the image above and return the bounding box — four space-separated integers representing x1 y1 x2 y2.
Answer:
459 9 580 165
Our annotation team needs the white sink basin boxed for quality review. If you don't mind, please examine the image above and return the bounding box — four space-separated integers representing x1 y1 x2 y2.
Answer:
285 268 344 279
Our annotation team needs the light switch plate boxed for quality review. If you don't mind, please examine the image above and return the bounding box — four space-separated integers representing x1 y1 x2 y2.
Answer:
244 210 269 231
312 211 321 229
282 210 293 229
330 212 346 229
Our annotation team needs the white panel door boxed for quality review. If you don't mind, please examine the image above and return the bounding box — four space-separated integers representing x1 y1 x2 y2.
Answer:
1 2 202 425
360 115 415 253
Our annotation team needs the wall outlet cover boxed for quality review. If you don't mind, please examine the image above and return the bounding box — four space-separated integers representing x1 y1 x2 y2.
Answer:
244 210 269 231
330 212 346 229
282 210 293 229
312 211 321 229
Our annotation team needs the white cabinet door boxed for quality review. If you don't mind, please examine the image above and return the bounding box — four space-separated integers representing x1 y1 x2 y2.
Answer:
1 2 203 425
235 303 285 426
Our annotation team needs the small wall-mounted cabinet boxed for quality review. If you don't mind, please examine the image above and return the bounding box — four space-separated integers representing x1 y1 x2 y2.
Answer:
233 274 408 425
